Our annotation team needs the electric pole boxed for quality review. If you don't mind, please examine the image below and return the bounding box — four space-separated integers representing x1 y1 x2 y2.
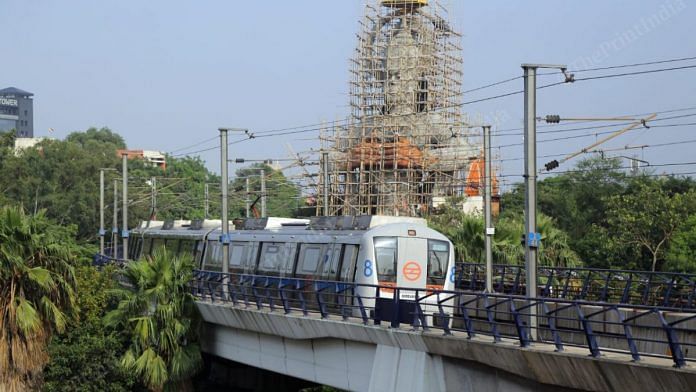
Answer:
219 129 230 284
99 169 105 255
483 125 493 293
322 151 329 216
245 178 251 218
122 154 129 261
522 63 568 341
260 169 267 218
112 179 118 259
204 183 209 219
150 176 157 219
217 127 248 297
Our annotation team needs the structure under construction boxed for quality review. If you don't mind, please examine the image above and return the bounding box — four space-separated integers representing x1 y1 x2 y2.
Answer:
317 0 497 217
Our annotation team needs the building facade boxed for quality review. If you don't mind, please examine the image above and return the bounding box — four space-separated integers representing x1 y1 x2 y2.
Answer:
0 87 34 137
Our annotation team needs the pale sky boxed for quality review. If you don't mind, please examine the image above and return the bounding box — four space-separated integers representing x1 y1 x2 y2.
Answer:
2 0 695 188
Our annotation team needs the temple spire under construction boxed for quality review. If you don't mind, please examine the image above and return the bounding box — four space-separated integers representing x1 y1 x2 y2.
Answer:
318 0 492 217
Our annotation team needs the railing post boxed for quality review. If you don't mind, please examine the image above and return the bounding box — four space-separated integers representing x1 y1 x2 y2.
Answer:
510 299 531 347
391 288 401 328
459 295 476 339
542 302 564 352
656 310 687 368
575 304 600 357
612 306 640 362
621 274 633 304
484 295 502 343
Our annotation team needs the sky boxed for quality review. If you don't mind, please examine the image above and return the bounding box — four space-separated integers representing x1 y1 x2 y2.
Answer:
2 0 695 189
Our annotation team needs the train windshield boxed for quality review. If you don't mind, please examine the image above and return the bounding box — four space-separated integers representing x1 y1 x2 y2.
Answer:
374 237 397 283
427 240 449 285
203 240 223 272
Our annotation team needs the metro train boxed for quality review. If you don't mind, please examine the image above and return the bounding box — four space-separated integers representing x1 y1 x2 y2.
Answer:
127 215 455 323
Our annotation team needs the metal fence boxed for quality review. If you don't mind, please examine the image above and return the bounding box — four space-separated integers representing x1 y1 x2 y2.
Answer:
190 270 696 368
456 263 696 309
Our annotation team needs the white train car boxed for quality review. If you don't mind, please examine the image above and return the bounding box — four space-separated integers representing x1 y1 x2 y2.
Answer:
200 215 455 324
126 215 455 324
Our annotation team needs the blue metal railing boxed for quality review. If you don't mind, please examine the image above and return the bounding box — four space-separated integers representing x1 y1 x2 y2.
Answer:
190 270 696 368
456 263 696 309
94 252 696 309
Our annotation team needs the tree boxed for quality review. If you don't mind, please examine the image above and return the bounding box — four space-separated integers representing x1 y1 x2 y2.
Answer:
230 163 301 218
605 182 693 271
428 202 580 267
0 128 122 240
43 264 140 392
0 127 221 240
501 156 627 267
105 248 202 391
664 214 696 273
0 206 78 391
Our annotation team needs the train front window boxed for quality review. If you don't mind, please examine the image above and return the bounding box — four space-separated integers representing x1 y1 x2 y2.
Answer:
340 245 359 282
374 237 397 283
203 240 223 272
427 240 449 285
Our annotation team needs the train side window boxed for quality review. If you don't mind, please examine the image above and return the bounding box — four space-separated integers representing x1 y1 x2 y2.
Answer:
427 240 449 285
340 245 359 281
134 238 144 260
297 244 323 275
374 237 397 282
258 243 281 272
202 240 223 272
193 240 203 266
279 244 298 275
245 243 260 273
230 242 248 268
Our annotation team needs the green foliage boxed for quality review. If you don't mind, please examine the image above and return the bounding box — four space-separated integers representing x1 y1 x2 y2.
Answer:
502 156 696 271
0 205 78 391
0 127 221 240
127 155 220 221
230 163 301 218
428 202 580 267
0 127 122 240
605 182 693 271
105 248 202 391
43 265 140 392
664 215 696 273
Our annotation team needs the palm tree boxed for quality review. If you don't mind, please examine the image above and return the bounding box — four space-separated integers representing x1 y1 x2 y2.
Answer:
429 203 580 268
0 206 77 391
105 247 202 392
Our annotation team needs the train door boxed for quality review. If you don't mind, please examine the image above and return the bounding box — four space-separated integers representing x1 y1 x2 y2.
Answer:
396 237 427 301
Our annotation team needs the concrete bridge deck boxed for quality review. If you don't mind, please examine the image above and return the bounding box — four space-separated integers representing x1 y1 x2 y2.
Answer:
195 297 696 392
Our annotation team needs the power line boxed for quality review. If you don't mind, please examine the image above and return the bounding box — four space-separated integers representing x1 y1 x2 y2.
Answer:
165 57 696 158
574 64 696 82
497 121 696 149
494 105 696 135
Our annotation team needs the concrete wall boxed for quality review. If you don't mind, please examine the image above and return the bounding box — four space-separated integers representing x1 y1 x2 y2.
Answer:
196 300 696 391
